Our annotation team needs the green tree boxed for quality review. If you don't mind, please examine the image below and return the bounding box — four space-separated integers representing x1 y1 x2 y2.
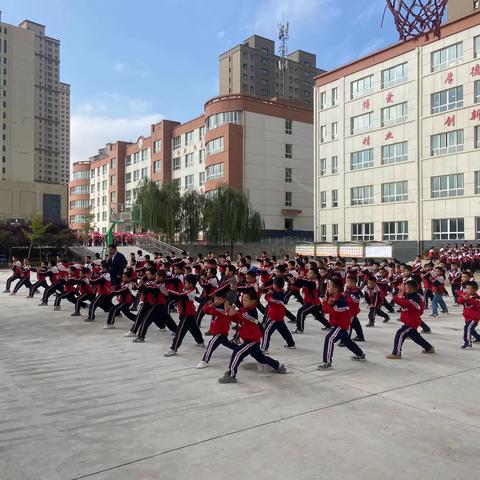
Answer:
203 184 264 256
23 215 49 258
159 182 181 241
81 212 95 242
180 189 205 243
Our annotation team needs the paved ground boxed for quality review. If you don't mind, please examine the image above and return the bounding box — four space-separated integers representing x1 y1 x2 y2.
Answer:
0 270 479 480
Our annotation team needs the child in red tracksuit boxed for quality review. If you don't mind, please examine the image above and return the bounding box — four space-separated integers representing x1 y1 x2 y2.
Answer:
53 266 80 310
260 277 296 353
196 290 236 369
341 275 365 344
318 278 365 369
104 271 138 328
218 287 287 384
164 274 204 356
387 280 435 359
457 280 480 349
86 263 113 321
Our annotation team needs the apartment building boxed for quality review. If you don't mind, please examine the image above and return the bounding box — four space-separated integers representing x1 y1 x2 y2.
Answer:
219 35 324 106
314 11 480 258
69 94 314 237
448 0 480 21
0 18 68 222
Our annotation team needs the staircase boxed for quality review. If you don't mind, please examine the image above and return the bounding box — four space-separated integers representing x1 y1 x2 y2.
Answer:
136 234 183 257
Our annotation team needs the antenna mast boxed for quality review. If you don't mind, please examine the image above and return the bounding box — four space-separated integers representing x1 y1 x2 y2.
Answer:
278 21 289 99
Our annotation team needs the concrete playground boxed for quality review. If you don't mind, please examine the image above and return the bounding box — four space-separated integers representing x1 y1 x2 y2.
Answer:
0 270 479 480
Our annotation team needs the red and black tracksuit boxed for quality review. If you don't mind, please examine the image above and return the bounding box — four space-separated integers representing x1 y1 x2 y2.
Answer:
292 277 330 332
42 267 62 305
226 307 281 378
363 285 390 325
201 303 236 363
196 276 218 326
5 261 22 291
169 288 204 351
344 287 364 341
322 294 364 364
54 275 80 307
106 282 137 325
12 266 32 293
457 292 480 346
88 273 113 320
391 293 433 356
74 278 96 314
260 291 295 350
28 267 49 297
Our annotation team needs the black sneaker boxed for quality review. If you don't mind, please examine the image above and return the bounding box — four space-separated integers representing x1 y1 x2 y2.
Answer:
351 354 366 361
461 343 472 349
275 364 288 374
365 322 375 328
218 372 237 384
382 316 390 323
338 342 346 347
317 362 332 370
83 317 95 322
422 329 432 334
132 337 145 343
353 336 365 342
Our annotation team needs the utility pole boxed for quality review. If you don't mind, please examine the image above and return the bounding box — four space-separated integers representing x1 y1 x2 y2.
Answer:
278 21 289 99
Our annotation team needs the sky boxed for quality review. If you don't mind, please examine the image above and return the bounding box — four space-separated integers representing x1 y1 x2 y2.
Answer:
3 0 401 164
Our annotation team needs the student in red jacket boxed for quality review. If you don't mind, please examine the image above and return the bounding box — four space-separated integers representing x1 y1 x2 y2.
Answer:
164 274 205 356
71 268 96 316
363 276 390 326
457 280 480 349
196 290 236 369
4 256 22 293
27 261 49 298
104 271 138 328
318 278 365 369
341 275 365 343
387 280 435 359
260 277 296 353
431 266 448 317
86 262 113 321
218 287 287 384
11 259 32 295
52 266 80 310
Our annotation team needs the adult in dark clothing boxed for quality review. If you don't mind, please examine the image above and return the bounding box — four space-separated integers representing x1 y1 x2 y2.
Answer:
107 244 127 287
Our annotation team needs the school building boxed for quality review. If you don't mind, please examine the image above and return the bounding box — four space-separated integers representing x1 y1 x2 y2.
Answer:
313 10 480 258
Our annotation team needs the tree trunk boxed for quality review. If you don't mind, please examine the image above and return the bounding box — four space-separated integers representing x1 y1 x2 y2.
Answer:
27 242 33 259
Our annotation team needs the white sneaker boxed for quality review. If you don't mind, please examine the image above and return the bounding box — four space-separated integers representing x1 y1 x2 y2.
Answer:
195 342 205 348
196 361 208 369
103 324 115 329
124 330 136 337
164 348 177 357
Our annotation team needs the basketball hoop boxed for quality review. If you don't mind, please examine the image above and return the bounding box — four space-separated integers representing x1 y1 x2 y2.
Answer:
383 0 448 41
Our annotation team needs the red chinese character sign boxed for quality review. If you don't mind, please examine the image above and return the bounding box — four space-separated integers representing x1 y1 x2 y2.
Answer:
363 99 371 110
444 115 455 127
471 64 480 77
386 92 394 103
362 136 371 146
445 72 454 85
385 131 394 140
470 110 480 121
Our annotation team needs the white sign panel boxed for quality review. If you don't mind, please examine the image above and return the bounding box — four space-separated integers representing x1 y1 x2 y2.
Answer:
295 244 315 256
338 244 364 258
365 245 393 258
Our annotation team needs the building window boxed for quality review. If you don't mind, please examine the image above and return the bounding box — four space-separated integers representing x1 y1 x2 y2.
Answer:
185 174 194 189
351 112 372 135
198 149 205 163
319 91 326 109
320 191 327 209
110 174 116 185
285 119 292 134
431 130 464 156
102 164 108 175
431 42 463 72
351 186 373 205
185 153 194 167
476 126 480 149
126 155 132 167
351 75 373 99
199 171 206 187
431 174 464 198
285 218 293 231
172 178 181 190
206 162 224 180
382 141 408 165
206 137 224 156
332 224 338 241
125 190 132 202
382 221 408 240
331 87 338 106
133 170 140 182
381 102 407 127
206 111 242 131
320 125 327 142
285 192 292 207
185 131 194 146
110 157 116 168
332 189 338 207
331 156 338 174
70 185 89 195
475 35 480 58
352 223 374 241
431 86 463 114
432 218 464 240
285 167 292 183
172 157 181 171
382 181 408 203
172 136 181 150
351 148 373 170
381 62 408 88
331 122 338 140
154 160 161 173
320 158 327 176
320 224 327 242
475 171 480 194
110 191 117 203
285 144 293 158
125 172 131 183
154 139 161 153
475 80 480 104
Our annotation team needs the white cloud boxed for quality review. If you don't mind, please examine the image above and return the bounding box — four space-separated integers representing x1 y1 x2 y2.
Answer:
217 30 226 38
70 113 164 164
113 62 126 72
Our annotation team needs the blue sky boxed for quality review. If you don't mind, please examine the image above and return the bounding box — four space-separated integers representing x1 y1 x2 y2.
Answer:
3 0 400 163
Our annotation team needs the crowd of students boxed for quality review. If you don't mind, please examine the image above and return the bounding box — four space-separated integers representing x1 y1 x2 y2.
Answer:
3 245 480 383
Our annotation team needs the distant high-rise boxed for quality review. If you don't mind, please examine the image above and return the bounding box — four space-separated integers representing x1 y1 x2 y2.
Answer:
219 34 324 107
448 0 480 21
0 18 68 221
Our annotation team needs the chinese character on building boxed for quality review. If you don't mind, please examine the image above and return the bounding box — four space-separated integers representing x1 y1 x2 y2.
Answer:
444 115 455 127
385 131 394 140
362 99 370 110
362 136 371 146
470 109 480 121
471 64 480 77
445 72 454 85
386 92 394 103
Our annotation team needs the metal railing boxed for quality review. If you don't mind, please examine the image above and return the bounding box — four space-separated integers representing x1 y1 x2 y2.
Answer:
136 234 183 256
68 244 98 259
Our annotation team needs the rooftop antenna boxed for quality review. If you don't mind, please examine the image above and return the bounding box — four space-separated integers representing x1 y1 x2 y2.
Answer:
278 19 289 99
